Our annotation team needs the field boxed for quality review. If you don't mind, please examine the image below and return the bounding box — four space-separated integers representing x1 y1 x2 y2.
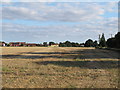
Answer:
1 47 119 88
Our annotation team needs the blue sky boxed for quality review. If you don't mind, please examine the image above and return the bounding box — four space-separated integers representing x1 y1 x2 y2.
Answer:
1 2 118 43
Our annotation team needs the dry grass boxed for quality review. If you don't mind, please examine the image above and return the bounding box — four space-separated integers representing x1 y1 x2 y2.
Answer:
1 47 119 88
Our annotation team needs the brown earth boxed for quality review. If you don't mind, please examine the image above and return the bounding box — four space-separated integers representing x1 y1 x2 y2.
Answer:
1 47 119 88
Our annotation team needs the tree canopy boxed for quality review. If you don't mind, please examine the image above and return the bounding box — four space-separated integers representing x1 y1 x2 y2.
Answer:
106 32 120 48
99 33 106 47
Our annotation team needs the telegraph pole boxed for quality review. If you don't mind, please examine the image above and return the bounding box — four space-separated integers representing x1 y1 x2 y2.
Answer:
110 34 113 38
98 34 101 44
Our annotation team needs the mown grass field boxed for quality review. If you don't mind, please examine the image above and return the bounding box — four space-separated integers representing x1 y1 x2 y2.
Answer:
1 47 119 88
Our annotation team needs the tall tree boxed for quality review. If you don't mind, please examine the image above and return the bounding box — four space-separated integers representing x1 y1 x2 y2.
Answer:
99 33 106 47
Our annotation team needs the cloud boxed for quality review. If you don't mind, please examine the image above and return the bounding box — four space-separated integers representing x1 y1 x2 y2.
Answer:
1 2 118 42
2 16 118 42
2 2 112 22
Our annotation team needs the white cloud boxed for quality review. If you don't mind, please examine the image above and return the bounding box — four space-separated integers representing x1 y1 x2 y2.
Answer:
2 16 118 41
1 2 118 42
2 2 111 22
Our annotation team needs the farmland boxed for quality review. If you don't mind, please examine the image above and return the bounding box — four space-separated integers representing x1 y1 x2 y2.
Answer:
1 47 119 88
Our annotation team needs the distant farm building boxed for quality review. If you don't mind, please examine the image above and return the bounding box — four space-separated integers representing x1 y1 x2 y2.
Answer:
80 43 85 47
0 42 6 47
50 44 59 47
9 42 39 47
9 42 26 47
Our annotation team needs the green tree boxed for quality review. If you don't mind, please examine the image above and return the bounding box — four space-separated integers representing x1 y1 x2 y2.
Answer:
106 32 120 48
64 41 72 47
84 39 94 47
115 32 120 48
43 42 48 47
93 40 98 47
49 42 55 46
99 33 106 47
71 42 80 47
6 43 10 47
106 38 116 48
20 44 24 46
59 42 67 47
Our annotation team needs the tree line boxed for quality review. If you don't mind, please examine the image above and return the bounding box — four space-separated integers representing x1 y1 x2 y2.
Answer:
2 32 120 48
106 32 120 48
42 40 98 47
84 32 120 49
59 33 107 47
40 41 84 47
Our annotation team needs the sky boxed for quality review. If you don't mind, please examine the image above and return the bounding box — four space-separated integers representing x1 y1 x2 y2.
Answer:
0 1 119 43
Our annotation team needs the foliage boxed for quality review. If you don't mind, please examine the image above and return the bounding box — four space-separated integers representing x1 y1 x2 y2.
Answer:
106 32 120 48
84 39 98 47
43 42 48 47
99 33 106 47
59 41 81 47
93 40 98 47
84 39 94 47
6 43 10 46
115 32 120 48
64 41 72 47
49 42 55 46
106 38 116 48
59 42 67 47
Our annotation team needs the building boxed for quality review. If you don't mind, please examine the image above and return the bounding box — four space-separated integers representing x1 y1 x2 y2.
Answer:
25 43 37 47
50 44 59 47
80 43 85 47
9 42 26 47
0 42 6 47
9 42 39 47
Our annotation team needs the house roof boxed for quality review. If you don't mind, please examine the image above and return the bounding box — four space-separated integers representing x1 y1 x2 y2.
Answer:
9 42 25 43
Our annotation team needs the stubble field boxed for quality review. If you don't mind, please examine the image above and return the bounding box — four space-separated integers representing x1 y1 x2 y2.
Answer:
1 47 119 88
